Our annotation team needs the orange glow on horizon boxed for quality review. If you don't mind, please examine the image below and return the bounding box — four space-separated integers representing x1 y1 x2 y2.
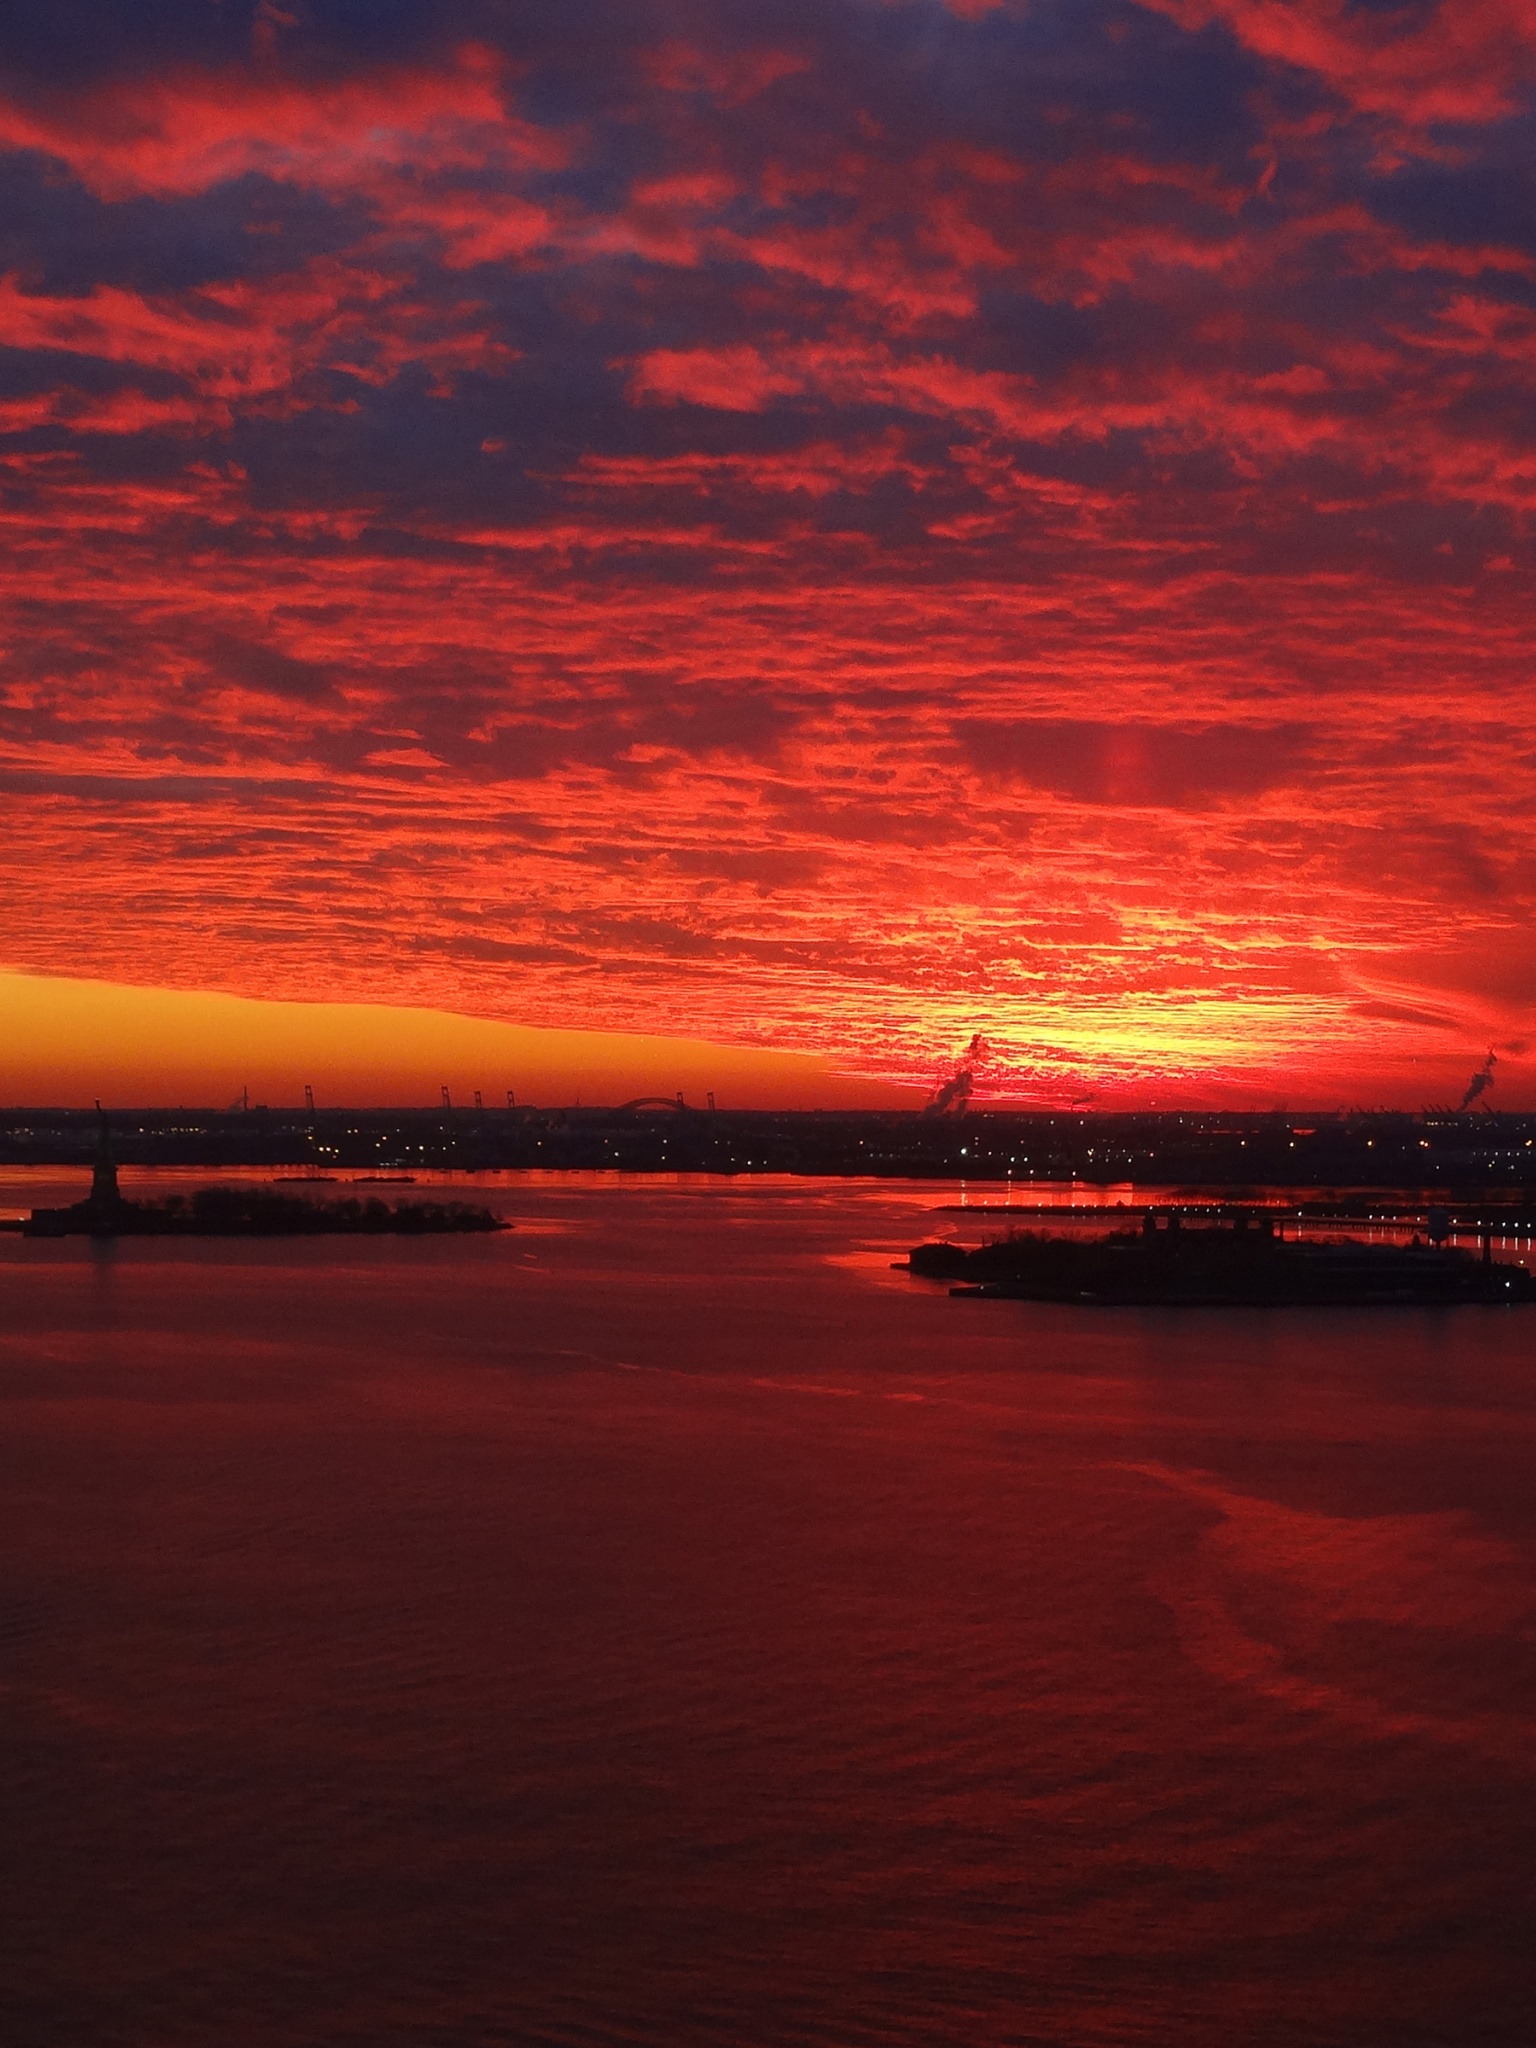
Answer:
0 969 1526 1114
0 971 917 1112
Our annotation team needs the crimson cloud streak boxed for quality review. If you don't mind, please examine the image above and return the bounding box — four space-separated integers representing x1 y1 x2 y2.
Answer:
2 0 1535 1104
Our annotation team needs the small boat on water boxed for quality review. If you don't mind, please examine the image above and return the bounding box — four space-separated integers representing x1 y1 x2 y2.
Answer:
351 1174 416 1184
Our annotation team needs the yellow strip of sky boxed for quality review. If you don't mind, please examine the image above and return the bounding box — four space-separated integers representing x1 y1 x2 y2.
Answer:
0 970 919 1110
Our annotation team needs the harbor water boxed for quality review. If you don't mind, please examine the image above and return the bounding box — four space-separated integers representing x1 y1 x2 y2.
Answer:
4 1171 1536 2046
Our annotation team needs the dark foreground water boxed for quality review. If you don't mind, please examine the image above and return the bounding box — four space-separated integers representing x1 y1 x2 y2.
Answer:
4 1172 1536 2047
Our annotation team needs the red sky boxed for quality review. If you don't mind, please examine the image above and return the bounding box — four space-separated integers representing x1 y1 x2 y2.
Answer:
2 0 1535 1107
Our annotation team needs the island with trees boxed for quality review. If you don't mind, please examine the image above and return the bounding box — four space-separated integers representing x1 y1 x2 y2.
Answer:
21 1110 507 1238
907 1210 1535 1306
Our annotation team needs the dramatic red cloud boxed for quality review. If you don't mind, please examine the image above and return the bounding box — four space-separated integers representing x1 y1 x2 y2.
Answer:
0 43 560 201
1 0 1533 1105
1141 0 1536 128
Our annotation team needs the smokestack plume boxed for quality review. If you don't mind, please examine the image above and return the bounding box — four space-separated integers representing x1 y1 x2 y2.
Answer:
1459 1049 1497 1111
927 1033 990 1115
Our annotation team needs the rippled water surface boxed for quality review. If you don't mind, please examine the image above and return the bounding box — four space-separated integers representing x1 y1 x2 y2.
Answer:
5 1172 1536 2046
